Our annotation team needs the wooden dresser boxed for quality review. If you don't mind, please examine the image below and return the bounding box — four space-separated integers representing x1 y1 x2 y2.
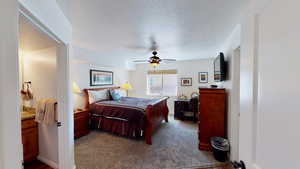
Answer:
74 109 90 139
198 88 227 151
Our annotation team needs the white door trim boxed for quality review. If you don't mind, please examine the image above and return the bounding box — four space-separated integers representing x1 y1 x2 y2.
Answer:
239 0 272 169
18 4 73 169
57 44 74 169
18 4 62 44
230 47 241 161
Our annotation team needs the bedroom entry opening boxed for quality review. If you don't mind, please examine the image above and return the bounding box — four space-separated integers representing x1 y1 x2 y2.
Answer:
18 12 63 169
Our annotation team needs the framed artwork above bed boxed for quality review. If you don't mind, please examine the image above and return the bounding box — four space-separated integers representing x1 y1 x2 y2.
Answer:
90 70 113 86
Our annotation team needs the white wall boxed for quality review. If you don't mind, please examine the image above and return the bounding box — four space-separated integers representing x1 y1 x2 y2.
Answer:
239 0 300 169
22 47 59 167
218 25 241 161
129 59 214 113
254 0 299 168
0 1 22 169
71 61 129 109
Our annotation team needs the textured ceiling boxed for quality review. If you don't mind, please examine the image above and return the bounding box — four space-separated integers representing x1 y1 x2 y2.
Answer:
68 0 249 62
19 15 57 52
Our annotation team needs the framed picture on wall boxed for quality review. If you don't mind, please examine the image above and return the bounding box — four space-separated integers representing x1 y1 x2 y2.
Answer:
181 78 192 86
90 70 113 86
198 72 208 83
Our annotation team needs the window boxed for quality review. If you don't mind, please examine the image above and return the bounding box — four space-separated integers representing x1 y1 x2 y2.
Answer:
147 70 178 96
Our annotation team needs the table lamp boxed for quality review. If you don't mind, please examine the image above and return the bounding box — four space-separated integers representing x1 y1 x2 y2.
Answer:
72 82 82 111
72 82 81 94
121 82 132 96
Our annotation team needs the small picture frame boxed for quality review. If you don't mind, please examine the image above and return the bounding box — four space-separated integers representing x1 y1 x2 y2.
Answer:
181 78 192 86
198 72 208 83
90 70 113 86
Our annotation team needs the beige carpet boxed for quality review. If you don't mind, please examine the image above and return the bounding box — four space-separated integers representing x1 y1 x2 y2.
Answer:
75 117 223 169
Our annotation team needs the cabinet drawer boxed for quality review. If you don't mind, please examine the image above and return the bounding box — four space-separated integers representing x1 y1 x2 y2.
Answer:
74 111 90 139
22 119 37 130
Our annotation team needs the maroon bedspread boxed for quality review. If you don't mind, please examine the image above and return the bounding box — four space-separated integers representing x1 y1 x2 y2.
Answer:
89 97 159 123
89 96 168 139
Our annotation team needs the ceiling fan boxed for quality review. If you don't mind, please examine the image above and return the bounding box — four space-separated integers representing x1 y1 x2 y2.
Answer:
133 51 176 67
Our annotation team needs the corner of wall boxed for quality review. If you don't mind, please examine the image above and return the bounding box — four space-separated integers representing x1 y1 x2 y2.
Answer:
218 24 242 161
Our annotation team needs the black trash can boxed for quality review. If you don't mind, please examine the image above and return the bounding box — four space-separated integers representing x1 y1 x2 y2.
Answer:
211 137 229 162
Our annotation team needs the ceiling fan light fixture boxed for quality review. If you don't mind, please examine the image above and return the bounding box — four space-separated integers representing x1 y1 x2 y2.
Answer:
150 60 160 67
149 51 161 67
150 62 159 67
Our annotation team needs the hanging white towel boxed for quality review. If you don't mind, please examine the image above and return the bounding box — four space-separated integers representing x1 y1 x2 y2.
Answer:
43 98 57 125
35 98 57 125
35 99 47 123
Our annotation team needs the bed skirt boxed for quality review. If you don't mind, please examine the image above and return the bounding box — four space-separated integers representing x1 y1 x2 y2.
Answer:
90 115 144 138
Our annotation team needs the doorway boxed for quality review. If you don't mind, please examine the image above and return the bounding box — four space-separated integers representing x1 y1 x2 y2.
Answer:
0 1 73 169
18 8 73 169
19 13 59 168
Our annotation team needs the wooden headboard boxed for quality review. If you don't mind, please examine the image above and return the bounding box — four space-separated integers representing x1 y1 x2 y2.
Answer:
83 87 120 109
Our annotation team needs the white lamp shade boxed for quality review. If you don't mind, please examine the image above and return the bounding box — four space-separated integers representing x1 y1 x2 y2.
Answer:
72 82 81 94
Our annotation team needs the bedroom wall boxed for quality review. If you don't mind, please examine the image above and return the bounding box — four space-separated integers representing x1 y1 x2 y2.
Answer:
71 60 129 110
22 47 59 167
128 59 215 114
218 25 241 161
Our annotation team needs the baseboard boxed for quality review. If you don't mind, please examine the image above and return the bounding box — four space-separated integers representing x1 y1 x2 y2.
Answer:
37 155 58 169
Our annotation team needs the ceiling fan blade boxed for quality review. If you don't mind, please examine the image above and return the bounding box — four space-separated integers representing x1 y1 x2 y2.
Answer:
161 59 177 61
133 60 149 63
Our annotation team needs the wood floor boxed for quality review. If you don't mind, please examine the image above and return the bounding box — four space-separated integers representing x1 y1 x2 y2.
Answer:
24 160 53 169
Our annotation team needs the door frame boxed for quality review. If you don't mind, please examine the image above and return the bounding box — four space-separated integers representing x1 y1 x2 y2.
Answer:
19 4 73 169
230 47 241 161
238 0 272 169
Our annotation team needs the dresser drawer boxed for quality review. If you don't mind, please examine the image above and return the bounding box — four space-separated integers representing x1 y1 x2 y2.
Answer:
22 119 37 130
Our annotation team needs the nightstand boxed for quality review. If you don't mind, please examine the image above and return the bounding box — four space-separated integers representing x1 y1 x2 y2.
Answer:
174 99 189 120
174 99 198 122
74 109 90 139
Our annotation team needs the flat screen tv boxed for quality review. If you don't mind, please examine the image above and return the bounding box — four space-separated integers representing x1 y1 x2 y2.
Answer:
214 52 227 82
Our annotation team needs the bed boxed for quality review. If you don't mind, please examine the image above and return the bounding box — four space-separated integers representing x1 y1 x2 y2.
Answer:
83 87 169 145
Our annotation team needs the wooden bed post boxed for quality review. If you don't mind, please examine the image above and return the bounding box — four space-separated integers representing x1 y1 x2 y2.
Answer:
164 100 169 123
144 97 169 145
145 105 153 145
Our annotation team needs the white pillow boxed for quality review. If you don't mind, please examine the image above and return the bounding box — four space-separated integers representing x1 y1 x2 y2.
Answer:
88 90 109 104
